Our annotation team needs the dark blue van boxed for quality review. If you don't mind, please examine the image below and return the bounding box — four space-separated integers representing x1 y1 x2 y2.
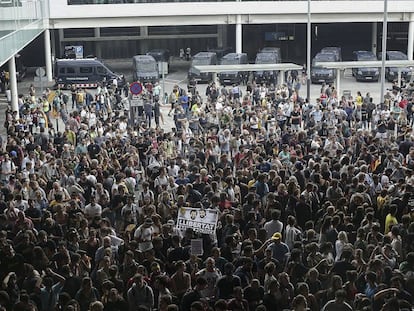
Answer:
54 58 124 89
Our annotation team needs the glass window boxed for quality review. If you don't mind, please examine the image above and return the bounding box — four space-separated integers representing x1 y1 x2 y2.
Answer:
80 67 93 74
96 66 107 74
59 68 65 74
67 67 75 74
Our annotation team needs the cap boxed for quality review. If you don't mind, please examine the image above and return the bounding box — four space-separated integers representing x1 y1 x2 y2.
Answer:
10 151 17 157
272 232 282 240
167 219 175 226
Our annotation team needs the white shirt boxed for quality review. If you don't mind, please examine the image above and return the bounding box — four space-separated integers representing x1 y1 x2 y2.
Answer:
167 165 180 178
12 199 29 212
285 225 301 250
335 240 345 262
134 225 154 241
88 112 97 128
264 220 284 239
21 156 35 172
84 202 102 219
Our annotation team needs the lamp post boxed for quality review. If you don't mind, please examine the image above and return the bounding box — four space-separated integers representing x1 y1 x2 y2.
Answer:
380 0 388 103
306 0 311 102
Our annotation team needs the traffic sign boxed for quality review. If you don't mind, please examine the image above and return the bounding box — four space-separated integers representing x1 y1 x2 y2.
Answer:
35 67 46 77
130 82 143 95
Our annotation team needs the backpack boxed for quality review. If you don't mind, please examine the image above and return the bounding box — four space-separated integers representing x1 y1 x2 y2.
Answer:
76 92 84 104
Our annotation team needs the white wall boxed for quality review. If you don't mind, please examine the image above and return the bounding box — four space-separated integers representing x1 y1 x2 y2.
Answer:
49 0 414 28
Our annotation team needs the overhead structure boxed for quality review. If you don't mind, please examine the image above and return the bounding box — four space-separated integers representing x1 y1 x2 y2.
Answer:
193 63 304 85
314 60 414 97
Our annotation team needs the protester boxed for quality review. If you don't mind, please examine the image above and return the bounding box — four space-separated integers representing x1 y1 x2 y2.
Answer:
0 74 414 311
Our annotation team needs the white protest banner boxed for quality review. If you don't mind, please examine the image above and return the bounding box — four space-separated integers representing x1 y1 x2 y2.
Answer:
176 207 218 235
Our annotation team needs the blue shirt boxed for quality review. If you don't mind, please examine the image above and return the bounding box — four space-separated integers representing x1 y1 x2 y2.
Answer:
40 283 63 311
267 241 290 264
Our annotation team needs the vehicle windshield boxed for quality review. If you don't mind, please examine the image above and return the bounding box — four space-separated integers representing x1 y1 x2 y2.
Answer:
137 61 156 72
321 48 339 55
388 52 407 60
358 54 376 61
314 53 336 62
221 58 239 65
192 58 211 66
261 51 280 59
256 54 277 64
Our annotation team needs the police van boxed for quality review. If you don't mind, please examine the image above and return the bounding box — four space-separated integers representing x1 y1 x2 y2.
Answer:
253 47 282 84
188 52 218 83
54 58 124 89
218 53 249 85
132 55 159 84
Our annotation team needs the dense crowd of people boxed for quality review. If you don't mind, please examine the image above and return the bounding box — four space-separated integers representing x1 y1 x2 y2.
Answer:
0 72 414 311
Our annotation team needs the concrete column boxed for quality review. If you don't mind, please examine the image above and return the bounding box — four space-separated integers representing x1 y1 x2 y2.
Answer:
280 70 285 85
8 56 18 116
95 27 102 58
408 20 414 61
236 15 242 53
44 29 53 82
217 25 228 48
372 22 377 55
140 26 149 54
336 69 341 98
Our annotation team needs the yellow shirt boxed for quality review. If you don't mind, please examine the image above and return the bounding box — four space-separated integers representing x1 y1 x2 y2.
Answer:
384 213 398 234
43 100 50 113
356 95 363 106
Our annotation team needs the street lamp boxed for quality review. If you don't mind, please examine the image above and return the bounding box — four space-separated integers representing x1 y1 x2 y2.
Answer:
306 0 311 102
380 0 388 103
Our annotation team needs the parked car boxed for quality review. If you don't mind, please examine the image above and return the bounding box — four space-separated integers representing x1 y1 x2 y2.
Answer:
132 55 159 84
187 52 218 83
320 47 342 61
207 47 233 61
380 51 412 82
253 51 281 84
218 53 249 85
352 50 379 82
311 52 338 84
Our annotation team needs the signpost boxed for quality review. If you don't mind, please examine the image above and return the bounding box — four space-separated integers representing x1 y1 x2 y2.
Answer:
129 81 143 95
35 67 46 94
129 94 142 127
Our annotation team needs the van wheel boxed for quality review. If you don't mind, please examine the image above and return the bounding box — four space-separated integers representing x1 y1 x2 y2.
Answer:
65 84 71 90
